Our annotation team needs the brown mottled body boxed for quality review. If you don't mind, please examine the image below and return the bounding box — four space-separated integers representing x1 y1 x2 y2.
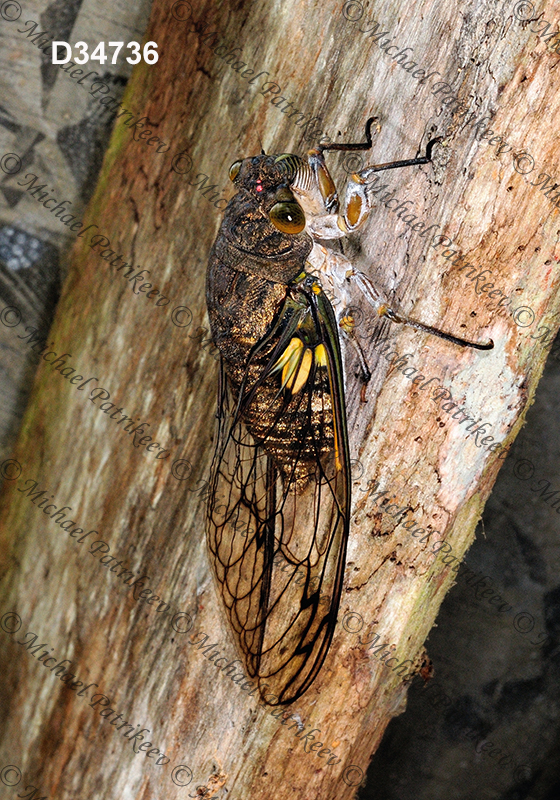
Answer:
206 161 313 368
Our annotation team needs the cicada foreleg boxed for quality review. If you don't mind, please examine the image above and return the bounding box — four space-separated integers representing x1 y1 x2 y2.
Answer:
306 116 379 213
294 118 441 240
337 135 442 233
291 118 380 240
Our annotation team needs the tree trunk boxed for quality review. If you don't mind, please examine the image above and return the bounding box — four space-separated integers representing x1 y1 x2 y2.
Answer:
1 0 559 797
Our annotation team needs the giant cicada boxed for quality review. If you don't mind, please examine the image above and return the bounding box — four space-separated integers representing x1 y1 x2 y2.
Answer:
205 119 493 706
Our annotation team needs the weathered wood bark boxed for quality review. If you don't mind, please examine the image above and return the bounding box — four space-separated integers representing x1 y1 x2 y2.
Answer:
1 0 559 797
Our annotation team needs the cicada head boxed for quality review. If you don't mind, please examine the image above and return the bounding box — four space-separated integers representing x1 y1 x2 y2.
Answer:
218 155 313 278
228 153 310 235
251 151 341 240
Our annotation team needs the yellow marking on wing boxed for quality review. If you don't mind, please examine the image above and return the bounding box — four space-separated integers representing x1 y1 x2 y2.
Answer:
273 338 320 394
273 337 308 393
289 348 313 394
322 346 343 472
282 351 304 390
315 343 327 367
331 406 342 472
272 337 302 374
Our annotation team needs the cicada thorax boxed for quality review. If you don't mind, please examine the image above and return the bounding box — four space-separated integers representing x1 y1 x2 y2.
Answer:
207 247 337 493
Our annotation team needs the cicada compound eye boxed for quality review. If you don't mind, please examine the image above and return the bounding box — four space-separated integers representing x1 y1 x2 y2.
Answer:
229 160 242 182
269 201 306 234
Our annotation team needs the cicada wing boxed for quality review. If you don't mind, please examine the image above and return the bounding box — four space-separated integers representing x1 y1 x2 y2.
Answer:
206 287 350 705
207 364 275 663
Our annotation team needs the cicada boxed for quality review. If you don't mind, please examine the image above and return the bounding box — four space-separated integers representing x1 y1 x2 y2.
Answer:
205 119 493 706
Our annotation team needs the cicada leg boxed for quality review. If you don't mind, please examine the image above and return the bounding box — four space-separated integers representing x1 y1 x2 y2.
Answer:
291 118 380 239
337 135 442 233
340 325 372 402
295 118 441 238
350 269 494 351
306 117 380 213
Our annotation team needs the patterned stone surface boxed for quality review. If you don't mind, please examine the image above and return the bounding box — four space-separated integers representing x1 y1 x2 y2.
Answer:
0 0 152 460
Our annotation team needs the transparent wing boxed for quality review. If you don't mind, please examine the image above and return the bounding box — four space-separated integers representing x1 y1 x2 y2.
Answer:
206 283 350 705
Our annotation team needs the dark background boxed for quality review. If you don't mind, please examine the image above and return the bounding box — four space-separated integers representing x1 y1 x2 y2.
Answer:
1 2 558 798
